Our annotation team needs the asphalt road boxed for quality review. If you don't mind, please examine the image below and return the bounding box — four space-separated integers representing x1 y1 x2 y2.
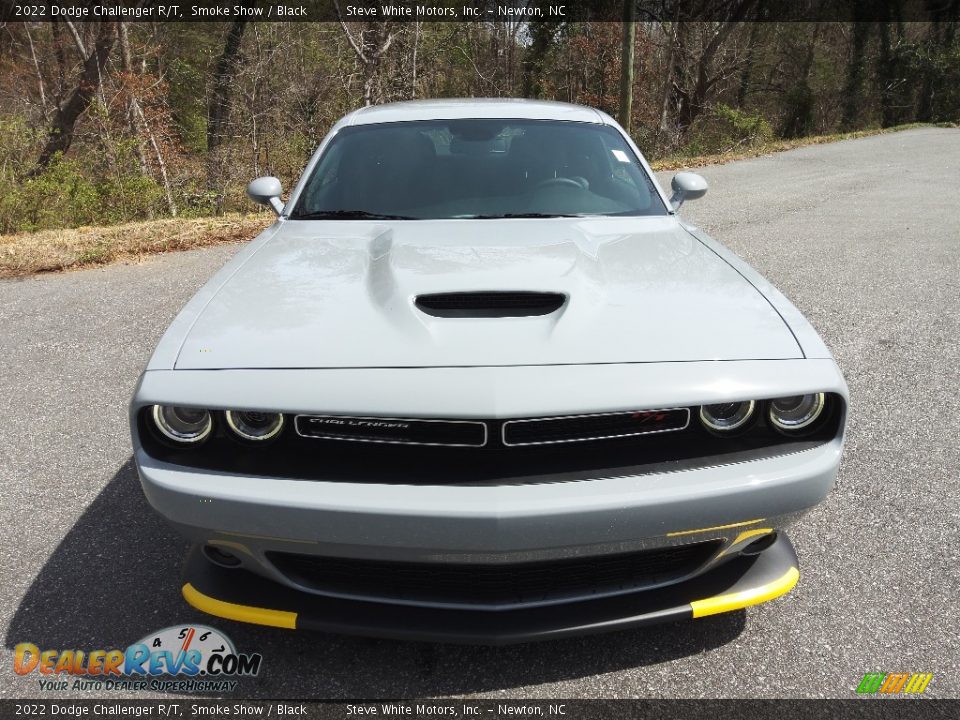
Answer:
1 128 957 699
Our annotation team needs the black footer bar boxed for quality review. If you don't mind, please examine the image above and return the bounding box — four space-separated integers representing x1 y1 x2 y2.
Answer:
1 699 956 719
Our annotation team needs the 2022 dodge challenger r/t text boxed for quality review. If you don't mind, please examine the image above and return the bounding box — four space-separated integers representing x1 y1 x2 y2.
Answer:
130 99 847 643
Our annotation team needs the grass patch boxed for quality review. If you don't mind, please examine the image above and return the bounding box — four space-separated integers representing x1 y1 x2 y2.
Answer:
650 122 956 171
0 213 272 279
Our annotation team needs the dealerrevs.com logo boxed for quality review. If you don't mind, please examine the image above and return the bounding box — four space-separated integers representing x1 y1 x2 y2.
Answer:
14 625 262 693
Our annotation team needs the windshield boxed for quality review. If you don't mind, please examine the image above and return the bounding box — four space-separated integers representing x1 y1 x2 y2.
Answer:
290 119 668 220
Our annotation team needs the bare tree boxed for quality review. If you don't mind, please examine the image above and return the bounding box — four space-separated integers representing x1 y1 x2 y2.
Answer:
207 19 248 197
841 17 873 130
118 22 177 216
877 0 908 127
661 0 758 139
336 1 395 106
24 25 49 118
33 21 116 174
522 5 565 99
780 24 823 138
736 20 764 107
208 19 248 153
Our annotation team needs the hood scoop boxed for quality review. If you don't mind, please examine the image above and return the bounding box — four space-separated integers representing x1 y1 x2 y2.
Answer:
415 291 566 318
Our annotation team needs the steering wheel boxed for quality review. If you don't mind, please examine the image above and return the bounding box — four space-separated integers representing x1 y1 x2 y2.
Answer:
534 177 585 190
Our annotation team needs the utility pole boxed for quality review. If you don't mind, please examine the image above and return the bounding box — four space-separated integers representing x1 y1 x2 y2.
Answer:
618 0 636 133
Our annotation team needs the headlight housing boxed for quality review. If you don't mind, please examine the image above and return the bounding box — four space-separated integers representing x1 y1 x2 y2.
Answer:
224 410 285 442
151 405 213 444
768 393 826 433
699 400 756 434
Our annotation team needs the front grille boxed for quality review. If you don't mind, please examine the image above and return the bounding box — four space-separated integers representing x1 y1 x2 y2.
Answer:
139 396 842 485
503 408 690 446
268 541 721 607
295 415 486 447
294 409 689 448
415 291 566 318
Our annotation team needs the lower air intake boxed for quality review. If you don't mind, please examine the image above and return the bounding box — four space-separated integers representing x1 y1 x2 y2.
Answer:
268 540 721 607
415 291 566 318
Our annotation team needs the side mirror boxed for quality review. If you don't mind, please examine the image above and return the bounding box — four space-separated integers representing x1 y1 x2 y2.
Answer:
246 176 284 216
669 172 708 210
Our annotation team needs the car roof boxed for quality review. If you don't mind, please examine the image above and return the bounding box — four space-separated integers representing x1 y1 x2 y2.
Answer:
343 98 609 126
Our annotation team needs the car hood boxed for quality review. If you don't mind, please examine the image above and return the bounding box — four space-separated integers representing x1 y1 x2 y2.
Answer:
175 217 801 369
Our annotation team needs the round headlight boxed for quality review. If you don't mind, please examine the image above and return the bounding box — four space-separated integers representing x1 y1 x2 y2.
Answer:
224 410 285 442
699 400 756 433
152 405 212 444
768 393 826 432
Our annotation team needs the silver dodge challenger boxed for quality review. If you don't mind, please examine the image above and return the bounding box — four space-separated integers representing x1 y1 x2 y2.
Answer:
131 99 848 643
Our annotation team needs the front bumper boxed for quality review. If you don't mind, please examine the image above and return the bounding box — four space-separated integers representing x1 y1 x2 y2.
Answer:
136 437 839 569
137 440 836 639
180 533 800 644
132 361 845 638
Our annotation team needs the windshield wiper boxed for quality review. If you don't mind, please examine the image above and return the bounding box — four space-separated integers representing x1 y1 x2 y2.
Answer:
465 212 583 219
292 210 417 220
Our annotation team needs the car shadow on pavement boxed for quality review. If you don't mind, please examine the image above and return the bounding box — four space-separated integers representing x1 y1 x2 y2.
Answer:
6 459 746 697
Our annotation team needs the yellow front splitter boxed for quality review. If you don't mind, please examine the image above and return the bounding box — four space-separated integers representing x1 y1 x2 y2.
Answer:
691 565 799 618
179 533 801 644
183 582 297 629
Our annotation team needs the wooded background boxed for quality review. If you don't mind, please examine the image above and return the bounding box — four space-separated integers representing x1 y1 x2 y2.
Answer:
1 1 958 233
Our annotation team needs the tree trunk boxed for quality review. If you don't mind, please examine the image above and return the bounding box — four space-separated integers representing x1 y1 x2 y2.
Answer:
522 20 560 98
411 21 420 98
118 23 151 179
841 7 872 131
336 3 394 107
119 22 177 216
737 21 763 108
353 23 393 106
780 25 822 138
33 22 116 174
24 25 49 117
618 0 636 133
50 22 69 101
207 19 247 198
207 19 247 153
657 20 680 145
877 0 907 127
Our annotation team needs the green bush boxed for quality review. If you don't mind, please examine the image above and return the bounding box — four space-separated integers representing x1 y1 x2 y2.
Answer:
666 104 775 161
0 155 168 234
712 103 775 146
0 112 175 233
0 158 95 233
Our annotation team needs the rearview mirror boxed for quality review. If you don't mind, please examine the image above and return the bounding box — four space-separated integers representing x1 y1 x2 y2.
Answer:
246 176 284 216
669 172 708 210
